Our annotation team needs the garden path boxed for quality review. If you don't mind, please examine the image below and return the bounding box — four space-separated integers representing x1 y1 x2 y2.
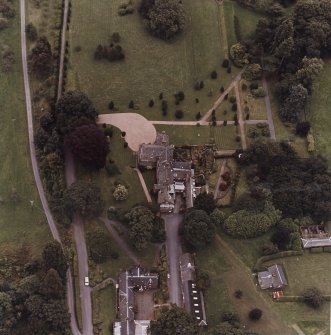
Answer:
134 168 153 203
97 113 157 151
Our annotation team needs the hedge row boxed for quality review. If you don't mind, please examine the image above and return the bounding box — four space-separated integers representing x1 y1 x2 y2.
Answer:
253 250 303 272
276 295 331 303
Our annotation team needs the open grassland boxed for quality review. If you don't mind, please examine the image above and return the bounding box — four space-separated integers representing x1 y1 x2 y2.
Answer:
0 1 51 256
224 0 265 47
155 124 241 150
309 60 331 162
68 0 239 121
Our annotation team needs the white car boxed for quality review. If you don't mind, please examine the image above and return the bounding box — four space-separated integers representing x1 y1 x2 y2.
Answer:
84 276 89 286
167 274 170 279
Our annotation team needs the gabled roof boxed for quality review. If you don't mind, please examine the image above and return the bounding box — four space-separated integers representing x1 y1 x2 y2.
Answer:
301 237 331 249
258 264 287 290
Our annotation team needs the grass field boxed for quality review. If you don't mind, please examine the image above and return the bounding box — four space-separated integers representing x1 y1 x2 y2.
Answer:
0 0 51 257
155 124 241 149
224 0 265 48
308 60 331 162
68 0 240 121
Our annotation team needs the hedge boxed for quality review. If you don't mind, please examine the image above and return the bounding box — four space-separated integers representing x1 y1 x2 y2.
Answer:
276 295 331 303
253 250 303 272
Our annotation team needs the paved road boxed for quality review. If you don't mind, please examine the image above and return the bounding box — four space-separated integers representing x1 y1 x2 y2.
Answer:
262 78 276 140
57 0 69 100
163 213 183 307
65 150 93 335
19 1 81 334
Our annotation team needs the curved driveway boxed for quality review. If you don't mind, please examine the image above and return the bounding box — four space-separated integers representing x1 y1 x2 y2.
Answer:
19 1 81 334
97 113 157 151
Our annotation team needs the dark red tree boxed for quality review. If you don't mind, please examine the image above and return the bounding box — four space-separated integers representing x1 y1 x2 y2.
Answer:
65 124 109 169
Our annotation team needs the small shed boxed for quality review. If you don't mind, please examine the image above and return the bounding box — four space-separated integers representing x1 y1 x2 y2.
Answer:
258 264 288 290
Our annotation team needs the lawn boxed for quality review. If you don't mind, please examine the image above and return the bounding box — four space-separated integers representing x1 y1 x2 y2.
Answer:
68 0 238 121
155 124 241 150
78 127 148 213
195 239 232 328
308 60 331 162
0 0 51 257
86 219 134 283
219 229 331 333
262 251 331 334
224 0 265 48
92 284 117 335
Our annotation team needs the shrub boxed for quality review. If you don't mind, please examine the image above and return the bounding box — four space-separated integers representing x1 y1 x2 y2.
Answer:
250 82 259 90
296 121 311 137
161 100 168 113
222 59 229 68
105 161 120 176
249 308 262 321
242 64 263 80
108 101 114 110
118 2 134 16
121 131 126 137
195 98 199 103
223 120 227 126
227 66 232 73
242 83 247 91
175 110 184 119
234 290 243 299
231 103 237 112
229 96 236 103
128 100 134 109
223 202 281 238
211 70 218 79
210 208 226 226
195 112 201 120
104 127 113 137
251 87 266 98
159 92 163 100
111 32 121 43
124 142 128 148
262 243 279 256
220 86 224 92
303 288 325 309
113 184 128 201
149 99 154 107
88 229 112 263
175 91 185 101
247 127 259 139
25 23 37 40
221 311 240 327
